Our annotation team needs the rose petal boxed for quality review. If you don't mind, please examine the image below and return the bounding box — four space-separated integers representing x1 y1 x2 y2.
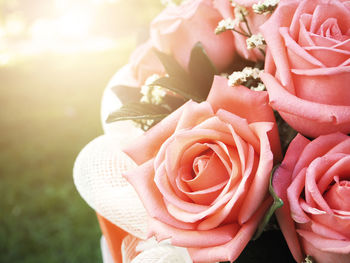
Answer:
309 219 349 240
280 27 325 67
324 178 350 211
197 144 257 230
287 167 310 223
124 101 192 165
123 159 195 230
175 101 214 131
148 217 240 248
261 72 350 137
297 229 350 254
188 198 272 263
309 3 350 36
305 154 347 214
238 122 274 224
260 0 299 91
273 134 309 263
208 76 281 161
293 133 348 179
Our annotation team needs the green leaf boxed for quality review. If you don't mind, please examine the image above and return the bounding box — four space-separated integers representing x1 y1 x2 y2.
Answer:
151 77 203 102
106 102 170 123
153 48 190 81
153 43 217 102
253 165 283 240
188 42 217 99
111 85 142 104
303 255 316 263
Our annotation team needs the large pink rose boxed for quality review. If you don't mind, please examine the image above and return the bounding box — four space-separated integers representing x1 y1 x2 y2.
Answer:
273 132 350 263
214 0 268 61
150 0 236 71
122 76 281 262
129 40 165 85
260 0 350 138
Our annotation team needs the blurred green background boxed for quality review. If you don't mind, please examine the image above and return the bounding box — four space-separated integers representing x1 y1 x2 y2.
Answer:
0 0 162 262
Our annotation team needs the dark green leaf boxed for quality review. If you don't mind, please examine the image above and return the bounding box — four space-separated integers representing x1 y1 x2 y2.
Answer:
162 94 187 111
106 102 170 123
188 42 217 99
111 85 142 104
153 48 189 81
151 77 203 102
253 165 283 240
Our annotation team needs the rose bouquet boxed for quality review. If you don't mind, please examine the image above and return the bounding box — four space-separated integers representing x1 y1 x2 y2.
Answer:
73 0 350 262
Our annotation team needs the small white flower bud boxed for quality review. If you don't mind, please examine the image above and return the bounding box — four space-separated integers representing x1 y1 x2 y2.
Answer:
233 4 249 22
251 82 266 91
253 0 279 15
140 74 166 105
246 33 266 49
215 18 237 34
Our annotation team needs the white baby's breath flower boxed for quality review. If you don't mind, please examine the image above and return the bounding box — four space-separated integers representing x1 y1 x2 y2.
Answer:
215 18 237 34
228 67 264 87
140 74 166 105
246 33 266 49
233 4 249 22
228 71 248 86
242 67 261 79
253 0 279 15
251 82 266 91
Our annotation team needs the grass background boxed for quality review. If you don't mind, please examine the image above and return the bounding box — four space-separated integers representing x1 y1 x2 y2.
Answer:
0 48 132 263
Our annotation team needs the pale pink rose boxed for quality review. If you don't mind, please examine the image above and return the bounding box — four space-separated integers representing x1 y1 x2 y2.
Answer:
214 0 268 61
150 0 236 71
122 76 281 262
273 132 350 263
129 40 165 85
260 0 350 138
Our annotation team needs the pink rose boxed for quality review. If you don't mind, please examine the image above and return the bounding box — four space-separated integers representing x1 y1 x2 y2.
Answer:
123 76 281 262
260 0 350 138
150 0 236 71
129 40 165 85
272 132 350 263
214 0 268 61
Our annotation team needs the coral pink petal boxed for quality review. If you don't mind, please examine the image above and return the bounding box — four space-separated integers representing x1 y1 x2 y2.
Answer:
238 122 273 224
175 101 214 131
310 153 348 193
213 0 233 19
155 162 208 213
273 160 305 263
293 133 349 179
297 229 350 254
310 33 339 47
261 72 350 137
310 218 349 240
208 76 281 160
148 217 239 248
260 0 298 92
123 101 191 165
123 159 195 230
280 27 324 67
216 109 260 153
287 168 310 224
188 198 271 263
185 153 229 191
164 129 235 192
309 3 350 35
304 156 344 214
327 137 350 154
177 179 227 205
197 145 256 230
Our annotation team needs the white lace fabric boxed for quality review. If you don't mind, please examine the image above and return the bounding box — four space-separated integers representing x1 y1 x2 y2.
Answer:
73 72 192 262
